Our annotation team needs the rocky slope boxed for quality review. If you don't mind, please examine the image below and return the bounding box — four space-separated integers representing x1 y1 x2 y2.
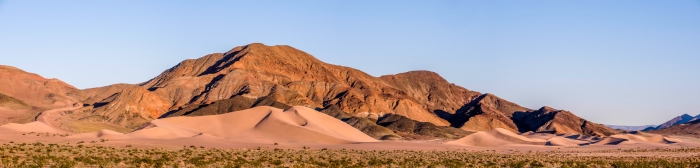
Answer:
513 106 618 136
0 65 82 108
68 43 615 136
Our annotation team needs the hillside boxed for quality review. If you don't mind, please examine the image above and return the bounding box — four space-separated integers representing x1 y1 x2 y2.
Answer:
0 65 82 108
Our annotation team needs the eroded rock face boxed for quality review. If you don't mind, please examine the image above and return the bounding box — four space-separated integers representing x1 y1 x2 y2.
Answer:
0 65 81 108
443 94 526 133
137 43 450 125
85 87 171 129
512 106 618 136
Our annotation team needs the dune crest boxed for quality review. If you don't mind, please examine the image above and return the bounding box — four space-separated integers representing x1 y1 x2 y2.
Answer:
68 106 377 144
448 128 679 147
546 137 591 146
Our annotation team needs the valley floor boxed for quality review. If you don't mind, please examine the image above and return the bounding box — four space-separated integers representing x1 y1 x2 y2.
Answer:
0 141 699 167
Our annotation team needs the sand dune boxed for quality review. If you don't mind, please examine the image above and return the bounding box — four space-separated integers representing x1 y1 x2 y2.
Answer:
591 134 679 145
446 128 546 147
546 136 591 146
593 137 630 145
68 106 377 144
0 121 67 134
447 128 682 147
610 134 679 144
0 104 688 151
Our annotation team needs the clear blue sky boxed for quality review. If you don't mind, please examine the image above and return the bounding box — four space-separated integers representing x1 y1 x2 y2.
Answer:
1 1 699 125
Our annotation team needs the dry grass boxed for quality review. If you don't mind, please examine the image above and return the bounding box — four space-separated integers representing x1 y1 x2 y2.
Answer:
0 142 699 167
0 93 30 110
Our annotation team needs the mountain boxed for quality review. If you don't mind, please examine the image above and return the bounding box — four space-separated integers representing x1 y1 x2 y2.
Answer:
647 119 700 138
606 125 657 131
0 66 83 125
0 65 82 108
62 43 615 137
641 114 697 131
74 43 451 130
512 106 618 136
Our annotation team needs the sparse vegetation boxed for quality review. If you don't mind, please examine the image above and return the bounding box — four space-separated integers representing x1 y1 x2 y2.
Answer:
0 142 698 167
0 93 30 110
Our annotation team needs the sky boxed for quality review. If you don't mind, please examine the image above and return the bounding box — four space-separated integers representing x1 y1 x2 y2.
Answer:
1 1 699 125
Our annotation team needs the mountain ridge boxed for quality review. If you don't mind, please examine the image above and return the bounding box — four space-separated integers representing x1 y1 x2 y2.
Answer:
2 43 617 137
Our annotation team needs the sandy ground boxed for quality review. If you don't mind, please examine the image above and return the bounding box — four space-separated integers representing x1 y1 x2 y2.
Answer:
35 106 81 128
0 105 698 156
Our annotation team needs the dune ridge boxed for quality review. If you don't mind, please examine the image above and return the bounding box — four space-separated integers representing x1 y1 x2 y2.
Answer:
63 106 377 144
445 128 547 147
447 129 679 147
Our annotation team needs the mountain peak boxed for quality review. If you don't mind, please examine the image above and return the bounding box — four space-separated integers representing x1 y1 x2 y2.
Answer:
680 114 693 118
654 114 697 130
538 106 558 112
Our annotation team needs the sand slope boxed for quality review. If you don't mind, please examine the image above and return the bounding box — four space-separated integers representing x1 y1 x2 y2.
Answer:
448 128 680 147
546 137 591 146
446 128 546 147
0 122 66 134
69 106 377 144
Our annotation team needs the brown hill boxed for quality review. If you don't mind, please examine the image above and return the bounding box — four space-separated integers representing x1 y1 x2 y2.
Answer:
82 87 171 129
445 94 528 132
0 65 81 108
379 70 482 113
70 43 614 136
